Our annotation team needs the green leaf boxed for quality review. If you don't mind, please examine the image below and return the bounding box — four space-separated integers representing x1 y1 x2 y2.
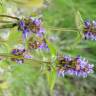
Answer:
46 66 57 92
75 11 84 31
8 0 44 8
68 11 84 49
45 39 57 58
6 27 22 50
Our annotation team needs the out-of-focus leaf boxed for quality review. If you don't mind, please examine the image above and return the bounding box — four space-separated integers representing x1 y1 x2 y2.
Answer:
45 39 57 58
75 11 84 31
6 27 22 50
46 66 56 92
10 0 44 8
0 4 5 13
0 81 9 89
68 11 84 49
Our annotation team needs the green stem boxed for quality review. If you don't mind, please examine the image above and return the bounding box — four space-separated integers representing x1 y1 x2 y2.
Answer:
0 53 51 64
47 26 84 49
26 58 51 64
47 26 78 32
0 15 20 20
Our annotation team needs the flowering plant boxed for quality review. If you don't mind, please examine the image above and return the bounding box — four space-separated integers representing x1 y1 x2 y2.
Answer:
0 0 96 96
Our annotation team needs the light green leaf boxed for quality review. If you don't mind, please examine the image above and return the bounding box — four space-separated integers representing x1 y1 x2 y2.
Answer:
75 11 84 31
45 39 57 58
46 66 57 92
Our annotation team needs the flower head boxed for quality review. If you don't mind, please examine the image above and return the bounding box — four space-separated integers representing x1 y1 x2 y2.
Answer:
11 45 32 64
84 20 96 40
38 40 49 50
12 48 25 56
28 39 48 50
28 36 48 50
18 17 45 41
57 55 94 78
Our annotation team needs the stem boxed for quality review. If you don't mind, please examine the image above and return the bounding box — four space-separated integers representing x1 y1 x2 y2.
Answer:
48 26 84 49
0 53 51 64
47 26 78 32
0 15 20 20
26 58 51 64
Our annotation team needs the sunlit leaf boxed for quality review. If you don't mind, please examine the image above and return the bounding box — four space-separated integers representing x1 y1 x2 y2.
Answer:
10 0 44 8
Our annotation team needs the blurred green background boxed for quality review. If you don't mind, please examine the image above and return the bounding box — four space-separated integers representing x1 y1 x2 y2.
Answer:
0 0 96 96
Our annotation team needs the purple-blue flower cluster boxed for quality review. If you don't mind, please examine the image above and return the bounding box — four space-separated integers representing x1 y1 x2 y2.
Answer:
84 20 96 40
18 17 45 40
28 36 48 50
11 46 32 64
18 17 48 50
57 55 94 78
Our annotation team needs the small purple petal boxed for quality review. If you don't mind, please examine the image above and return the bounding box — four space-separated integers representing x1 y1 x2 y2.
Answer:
24 54 32 59
39 41 49 50
16 59 24 64
19 20 25 29
23 28 29 40
33 18 41 26
84 20 90 28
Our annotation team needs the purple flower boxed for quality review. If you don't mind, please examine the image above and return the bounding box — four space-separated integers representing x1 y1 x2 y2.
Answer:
28 38 49 51
18 17 45 42
32 18 45 37
11 46 32 64
84 32 96 40
57 69 65 77
33 18 41 26
12 48 25 56
19 20 30 41
22 28 29 40
84 20 90 28
24 54 32 59
84 20 96 40
64 55 72 61
19 20 25 30
36 28 45 37
57 55 94 78
38 40 49 51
